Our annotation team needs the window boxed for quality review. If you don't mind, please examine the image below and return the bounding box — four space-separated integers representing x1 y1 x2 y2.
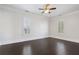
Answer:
58 20 64 33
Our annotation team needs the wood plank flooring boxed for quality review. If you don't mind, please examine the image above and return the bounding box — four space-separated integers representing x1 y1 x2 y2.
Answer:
0 37 79 55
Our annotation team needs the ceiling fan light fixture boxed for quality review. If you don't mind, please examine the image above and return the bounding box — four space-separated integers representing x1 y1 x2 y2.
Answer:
39 4 56 14
44 10 50 13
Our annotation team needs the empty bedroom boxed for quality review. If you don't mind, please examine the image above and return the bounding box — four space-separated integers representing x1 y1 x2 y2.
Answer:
0 4 79 55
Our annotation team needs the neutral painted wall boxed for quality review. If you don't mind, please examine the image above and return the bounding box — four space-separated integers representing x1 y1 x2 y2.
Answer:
49 11 79 43
23 12 49 39
1 5 79 45
0 5 49 45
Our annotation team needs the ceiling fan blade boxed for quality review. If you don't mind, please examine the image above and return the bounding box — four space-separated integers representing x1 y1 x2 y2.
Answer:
49 8 56 10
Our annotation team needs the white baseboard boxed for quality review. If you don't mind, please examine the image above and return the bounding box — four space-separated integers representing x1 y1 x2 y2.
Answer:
0 36 48 45
1 35 79 45
50 35 79 43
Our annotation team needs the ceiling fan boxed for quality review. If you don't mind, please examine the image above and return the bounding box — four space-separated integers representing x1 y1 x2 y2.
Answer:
39 4 56 14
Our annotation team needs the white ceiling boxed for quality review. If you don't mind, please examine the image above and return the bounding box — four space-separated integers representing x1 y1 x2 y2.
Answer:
10 4 79 17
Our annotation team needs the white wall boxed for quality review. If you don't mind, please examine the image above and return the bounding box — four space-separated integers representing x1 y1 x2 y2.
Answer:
0 5 49 45
23 12 49 39
2 5 79 45
49 11 79 43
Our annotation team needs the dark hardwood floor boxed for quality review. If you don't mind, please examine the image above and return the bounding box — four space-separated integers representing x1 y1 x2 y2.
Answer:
0 37 79 55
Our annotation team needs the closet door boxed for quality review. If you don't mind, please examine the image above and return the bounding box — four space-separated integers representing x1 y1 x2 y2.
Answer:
23 16 31 38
